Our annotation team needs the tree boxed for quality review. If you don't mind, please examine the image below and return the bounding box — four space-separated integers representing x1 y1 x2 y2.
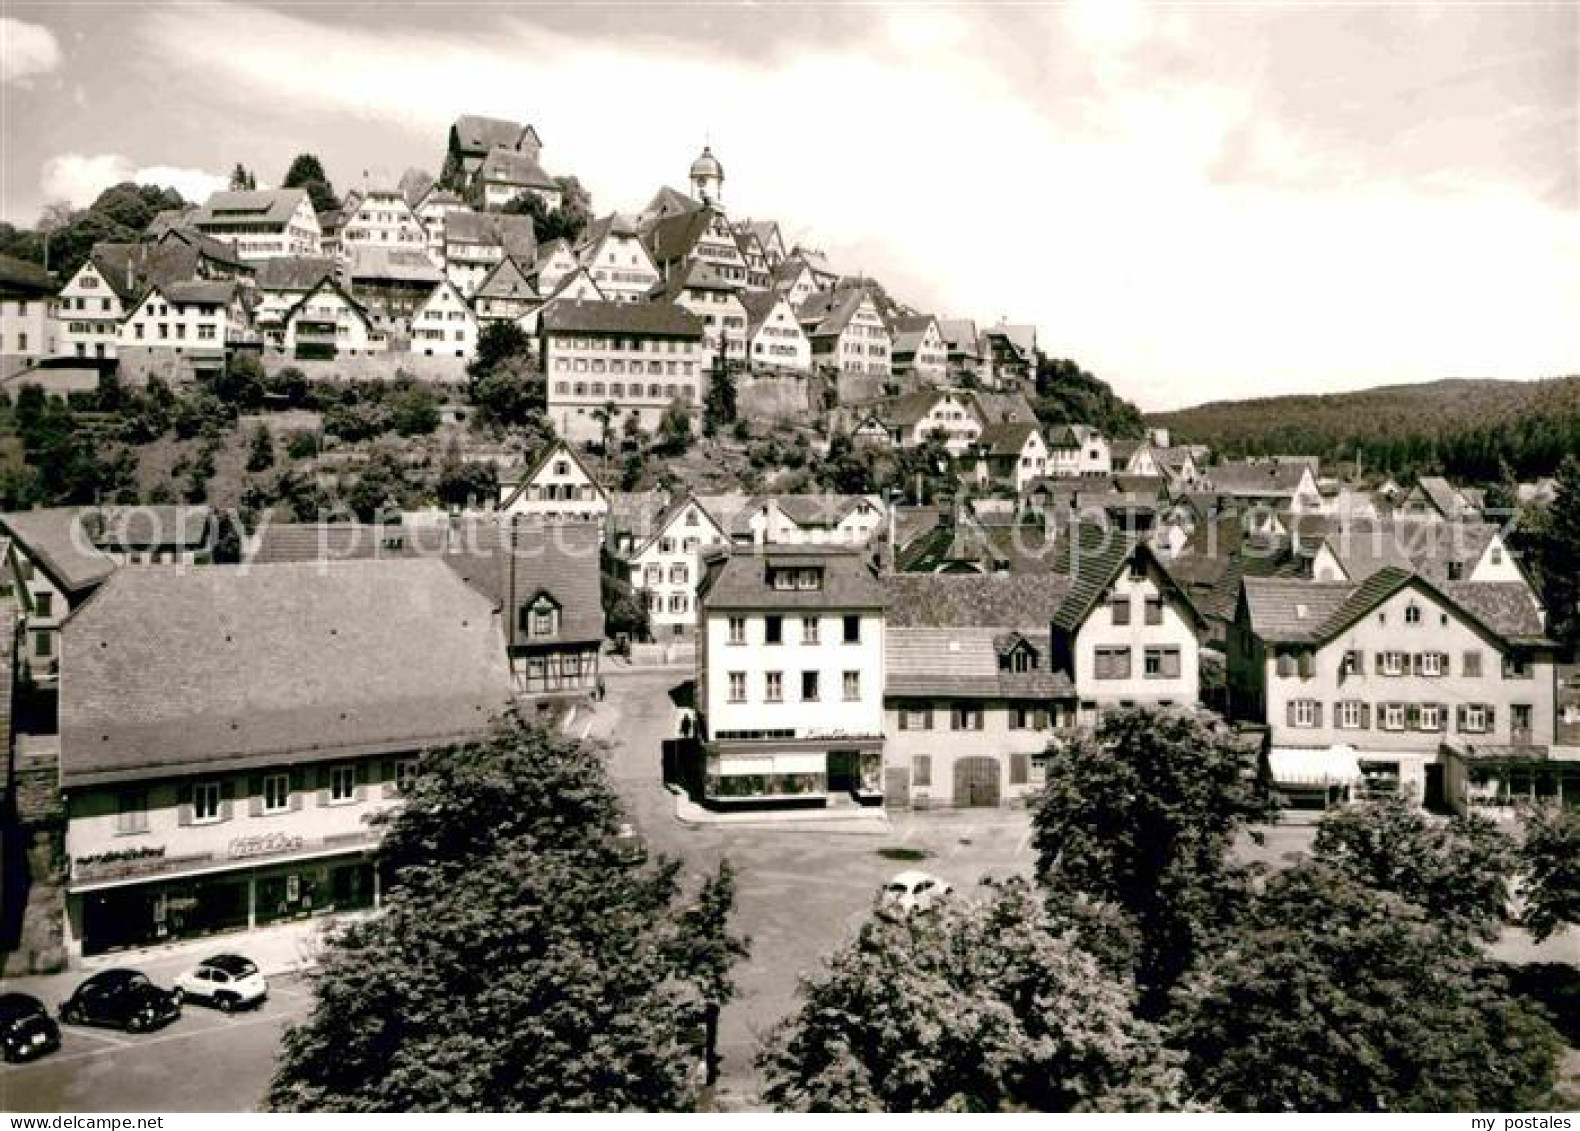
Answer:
1519 803 1580 943
760 878 1181 1112
1032 358 1145 441
702 357 736 437
388 380 440 437
1311 795 1514 939
666 861 750 1087
600 567 651 643
397 167 435 205
282 153 339 214
655 402 694 456
269 716 743 1111
345 444 411 522
435 436 499 509
229 163 256 191
1170 863 1563 1112
1030 708 1273 1015
246 423 275 472
502 177 592 246
1541 455 1580 651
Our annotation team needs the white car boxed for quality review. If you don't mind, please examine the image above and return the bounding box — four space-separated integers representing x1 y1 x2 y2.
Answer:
174 954 268 1012
880 871 954 915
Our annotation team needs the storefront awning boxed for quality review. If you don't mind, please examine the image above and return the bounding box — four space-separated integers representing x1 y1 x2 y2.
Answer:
1270 745 1364 788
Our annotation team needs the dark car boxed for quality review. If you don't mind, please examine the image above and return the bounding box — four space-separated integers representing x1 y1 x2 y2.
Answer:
60 969 182 1033
0 993 61 1063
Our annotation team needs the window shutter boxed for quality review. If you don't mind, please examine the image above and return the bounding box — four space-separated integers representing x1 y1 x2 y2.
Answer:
289 769 303 812
1313 703 1323 728
1376 652 1387 676
1353 651 1365 675
355 760 370 801
219 779 234 822
248 775 263 817
177 782 194 827
922 706 934 730
316 764 331 808
1406 704 1420 729
1034 708 1049 730
1360 702 1371 728
381 759 398 799
1456 704 1467 732
1286 701 1296 727
1436 704 1449 733
1277 653 1294 678
1009 753 1029 786
1484 704 1496 731
898 710 909 732
975 710 985 731
1438 652 1450 677
1298 652 1314 678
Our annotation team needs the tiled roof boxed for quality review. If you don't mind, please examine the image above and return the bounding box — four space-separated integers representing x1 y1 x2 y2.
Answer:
157 280 238 306
478 148 557 190
795 288 872 338
1441 582 1547 642
1414 476 1474 519
85 241 201 302
976 421 1038 456
0 253 55 297
193 188 309 228
642 185 703 221
0 509 116 594
882 573 1072 629
255 256 338 292
936 318 979 353
60 560 514 786
886 628 1075 699
738 289 790 335
541 298 701 337
984 322 1036 361
446 211 538 262
1209 459 1310 496
771 494 881 530
441 521 606 647
246 522 433 565
642 208 717 265
700 546 884 611
887 314 937 356
969 390 1039 425
649 259 740 300
1051 526 1137 632
608 491 669 542
1241 577 1359 643
346 247 441 284
452 115 531 154
157 226 251 272
475 256 537 300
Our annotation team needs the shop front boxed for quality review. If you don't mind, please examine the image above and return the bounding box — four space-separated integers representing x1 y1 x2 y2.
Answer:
1444 744 1580 820
702 737 884 809
69 844 382 958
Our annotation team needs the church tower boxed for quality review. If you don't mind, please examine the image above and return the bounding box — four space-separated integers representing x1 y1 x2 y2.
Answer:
689 145 724 207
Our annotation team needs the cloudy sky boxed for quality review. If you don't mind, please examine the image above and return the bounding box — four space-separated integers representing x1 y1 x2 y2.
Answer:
1 1 1574 409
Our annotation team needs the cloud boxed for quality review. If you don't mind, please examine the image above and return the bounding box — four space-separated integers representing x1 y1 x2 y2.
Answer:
40 153 228 209
119 2 1580 408
1 16 61 86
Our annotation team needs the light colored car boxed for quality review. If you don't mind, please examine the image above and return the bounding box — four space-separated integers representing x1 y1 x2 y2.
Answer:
880 871 954 915
174 954 268 1013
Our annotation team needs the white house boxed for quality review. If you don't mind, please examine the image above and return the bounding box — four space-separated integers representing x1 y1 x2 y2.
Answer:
0 254 56 375
613 493 731 638
888 315 948 383
340 187 427 258
695 547 887 807
413 187 468 265
739 290 811 372
281 277 387 358
533 239 581 294
576 215 660 303
478 148 561 212
117 281 250 360
253 257 338 344
410 279 479 359
651 261 747 372
770 259 820 308
497 440 610 524
798 287 891 378
1046 424 1112 477
192 188 322 261
473 257 538 324
643 206 748 287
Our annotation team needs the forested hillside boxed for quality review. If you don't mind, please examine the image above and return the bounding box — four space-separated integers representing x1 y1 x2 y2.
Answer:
1148 377 1580 480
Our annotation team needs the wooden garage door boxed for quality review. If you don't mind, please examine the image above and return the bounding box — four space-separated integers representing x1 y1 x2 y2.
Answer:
884 766 910 809
954 756 1001 807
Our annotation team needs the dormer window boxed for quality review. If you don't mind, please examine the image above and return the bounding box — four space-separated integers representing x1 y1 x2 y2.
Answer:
520 596 560 638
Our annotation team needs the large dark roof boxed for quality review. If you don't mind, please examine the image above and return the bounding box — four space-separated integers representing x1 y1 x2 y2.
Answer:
452 115 532 154
882 573 1072 630
1050 526 1138 632
441 521 606 648
700 546 884 611
60 561 514 786
255 256 337 292
0 508 115 594
0 254 56 297
541 298 702 337
478 148 557 190
193 188 309 228
887 628 1075 700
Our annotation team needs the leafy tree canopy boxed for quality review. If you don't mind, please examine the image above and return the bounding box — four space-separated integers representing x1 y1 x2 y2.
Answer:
1031 708 1273 1014
760 878 1181 1113
1519 802 1580 943
282 153 339 213
1169 863 1564 1112
1032 358 1145 441
270 716 743 1111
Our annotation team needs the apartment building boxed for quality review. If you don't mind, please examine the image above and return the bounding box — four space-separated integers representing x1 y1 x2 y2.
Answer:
58 559 513 957
410 278 479 359
693 547 886 807
650 261 747 372
192 188 322 260
610 493 731 638
0 253 56 376
797 288 891 378
540 300 704 445
1230 568 1557 811
887 315 948 383
497 440 609 524
281 277 387 358
739 290 811 372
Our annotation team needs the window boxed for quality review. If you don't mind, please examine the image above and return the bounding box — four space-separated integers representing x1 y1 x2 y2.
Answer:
765 615 783 645
394 758 419 795
765 671 783 702
843 615 861 643
330 765 357 803
1292 699 1318 728
1418 704 1442 732
1144 647 1181 679
1338 701 1365 729
1341 650 1363 676
801 671 820 701
668 563 688 584
1405 604 1421 625
34 631 51 658
1144 596 1164 625
951 702 984 730
1419 652 1443 677
801 616 820 644
1011 706 1051 731
1504 654 1533 680
263 773 290 813
1512 704 1533 740
913 755 932 787
1463 650 1482 677
34 592 51 617
727 672 746 703
523 602 558 638
1461 704 1488 733
726 616 746 645
116 790 149 834
1380 651 1405 676
899 703 933 730
1110 596 1132 625
192 782 222 824
1382 703 1406 731
1094 646 1131 680
843 671 861 701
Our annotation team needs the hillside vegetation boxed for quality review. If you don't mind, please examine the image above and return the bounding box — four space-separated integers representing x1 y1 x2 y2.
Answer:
1148 377 1580 480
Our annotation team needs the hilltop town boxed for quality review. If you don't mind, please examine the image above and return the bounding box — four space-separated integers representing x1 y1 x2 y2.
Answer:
0 112 1576 1112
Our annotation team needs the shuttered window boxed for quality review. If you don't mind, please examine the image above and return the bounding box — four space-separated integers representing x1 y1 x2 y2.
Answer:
913 755 932 787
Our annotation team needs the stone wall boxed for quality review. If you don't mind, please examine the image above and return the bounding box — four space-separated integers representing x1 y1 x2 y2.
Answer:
737 369 813 423
261 350 469 386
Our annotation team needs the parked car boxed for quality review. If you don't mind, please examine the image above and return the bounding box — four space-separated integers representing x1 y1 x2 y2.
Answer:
0 992 61 1062
59 969 182 1033
173 954 269 1013
880 871 954 915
